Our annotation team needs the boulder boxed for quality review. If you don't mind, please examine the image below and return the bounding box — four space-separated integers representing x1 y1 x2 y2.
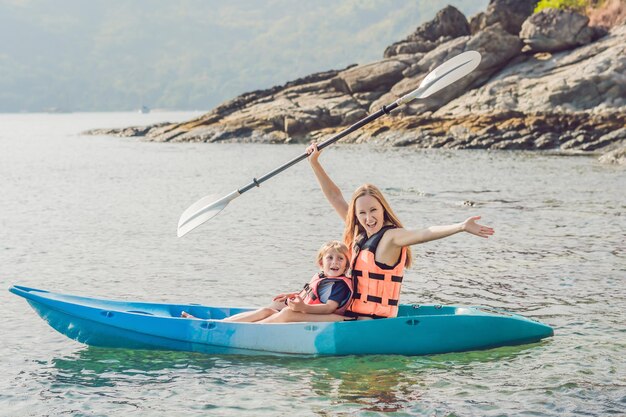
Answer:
469 0 536 35
588 0 626 28
384 6 470 58
352 110 626 151
373 24 523 114
335 59 408 93
520 8 597 52
599 144 626 164
86 3 626 154
438 24 626 115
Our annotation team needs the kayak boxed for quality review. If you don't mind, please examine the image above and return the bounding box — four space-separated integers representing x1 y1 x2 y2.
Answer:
9 285 553 356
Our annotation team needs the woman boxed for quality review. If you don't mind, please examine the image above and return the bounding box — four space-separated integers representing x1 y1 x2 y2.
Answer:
267 144 494 323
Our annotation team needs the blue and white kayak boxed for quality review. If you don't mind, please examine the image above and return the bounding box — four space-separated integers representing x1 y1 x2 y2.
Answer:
9 285 553 356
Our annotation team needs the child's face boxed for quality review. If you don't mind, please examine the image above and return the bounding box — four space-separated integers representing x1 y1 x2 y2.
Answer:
320 249 348 277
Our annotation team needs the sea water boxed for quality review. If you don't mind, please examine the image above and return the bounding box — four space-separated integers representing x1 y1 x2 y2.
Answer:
0 112 624 416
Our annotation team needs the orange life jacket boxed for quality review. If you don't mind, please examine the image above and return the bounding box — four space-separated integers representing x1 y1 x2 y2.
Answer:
298 273 354 315
347 225 407 318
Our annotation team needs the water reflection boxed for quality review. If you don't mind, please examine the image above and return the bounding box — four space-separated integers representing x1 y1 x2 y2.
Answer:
305 356 422 413
50 348 219 387
44 343 547 414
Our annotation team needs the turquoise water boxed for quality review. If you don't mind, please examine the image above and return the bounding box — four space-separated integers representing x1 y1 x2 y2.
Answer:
0 112 624 416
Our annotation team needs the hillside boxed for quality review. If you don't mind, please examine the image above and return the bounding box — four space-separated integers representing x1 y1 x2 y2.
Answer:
0 0 486 112
88 0 626 162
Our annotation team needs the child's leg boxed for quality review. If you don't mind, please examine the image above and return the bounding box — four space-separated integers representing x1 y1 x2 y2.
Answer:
223 307 278 323
258 308 345 324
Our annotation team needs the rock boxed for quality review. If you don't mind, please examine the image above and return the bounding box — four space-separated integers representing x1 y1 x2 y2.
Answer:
373 23 522 115
384 6 470 58
501 130 521 141
592 128 626 151
590 25 610 41
353 90 385 104
588 0 626 28
438 24 626 115
534 132 559 149
392 137 419 147
469 0 536 35
449 125 472 140
85 3 626 155
561 132 591 150
410 6 470 42
520 8 596 52
599 144 626 164
336 59 408 93
83 122 170 137
366 110 626 151
469 13 485 35
491 134 535 150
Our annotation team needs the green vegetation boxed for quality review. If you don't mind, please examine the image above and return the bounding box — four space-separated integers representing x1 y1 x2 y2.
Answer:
534 0 597 14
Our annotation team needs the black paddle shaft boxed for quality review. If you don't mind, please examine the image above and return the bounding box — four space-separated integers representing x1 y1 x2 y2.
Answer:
238 101 400 194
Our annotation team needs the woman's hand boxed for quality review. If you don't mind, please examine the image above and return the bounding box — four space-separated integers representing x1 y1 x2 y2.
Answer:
287 295 307 312
273 292 298 303
306 142 321 165
462 216 495 238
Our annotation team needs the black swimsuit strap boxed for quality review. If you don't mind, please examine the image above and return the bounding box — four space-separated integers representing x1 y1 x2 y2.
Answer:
360 225 396 252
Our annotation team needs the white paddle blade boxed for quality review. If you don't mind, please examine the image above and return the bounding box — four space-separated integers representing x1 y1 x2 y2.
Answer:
397 50 481 105
177 191 240 237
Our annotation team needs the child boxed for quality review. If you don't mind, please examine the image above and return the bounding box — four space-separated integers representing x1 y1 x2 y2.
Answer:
182 241 353 323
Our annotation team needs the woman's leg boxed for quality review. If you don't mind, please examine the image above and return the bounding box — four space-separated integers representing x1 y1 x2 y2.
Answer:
258 308 345 324
223 307 279 322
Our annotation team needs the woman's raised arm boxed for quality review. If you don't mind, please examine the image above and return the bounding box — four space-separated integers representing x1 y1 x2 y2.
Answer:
306 144 349 221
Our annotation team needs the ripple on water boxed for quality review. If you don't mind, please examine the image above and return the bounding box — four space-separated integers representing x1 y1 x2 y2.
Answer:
1 114 625 416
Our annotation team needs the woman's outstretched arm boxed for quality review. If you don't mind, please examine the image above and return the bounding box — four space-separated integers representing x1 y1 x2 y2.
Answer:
389 216 494 247
306 143 349 221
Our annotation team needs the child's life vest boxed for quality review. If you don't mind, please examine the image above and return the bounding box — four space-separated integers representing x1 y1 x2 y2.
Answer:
298 273 354 315
347 225 407 318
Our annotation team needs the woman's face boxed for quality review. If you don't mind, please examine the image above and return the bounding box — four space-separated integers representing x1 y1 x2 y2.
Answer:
355 194 385 237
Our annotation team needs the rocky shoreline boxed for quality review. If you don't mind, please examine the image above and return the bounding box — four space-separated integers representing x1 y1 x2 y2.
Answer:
87 0 626 164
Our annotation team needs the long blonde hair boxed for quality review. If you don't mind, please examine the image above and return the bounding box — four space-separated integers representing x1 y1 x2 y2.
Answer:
342 184 412 268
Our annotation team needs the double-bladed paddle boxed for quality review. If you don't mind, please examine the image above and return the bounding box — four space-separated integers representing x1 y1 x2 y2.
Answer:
178 50 482 237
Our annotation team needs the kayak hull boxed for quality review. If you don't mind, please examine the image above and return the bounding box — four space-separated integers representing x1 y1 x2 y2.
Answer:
10 285 554 356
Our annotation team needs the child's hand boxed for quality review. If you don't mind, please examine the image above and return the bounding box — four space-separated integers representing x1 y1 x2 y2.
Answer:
305 142 321 164
462 216 495 238
287 295 306 312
